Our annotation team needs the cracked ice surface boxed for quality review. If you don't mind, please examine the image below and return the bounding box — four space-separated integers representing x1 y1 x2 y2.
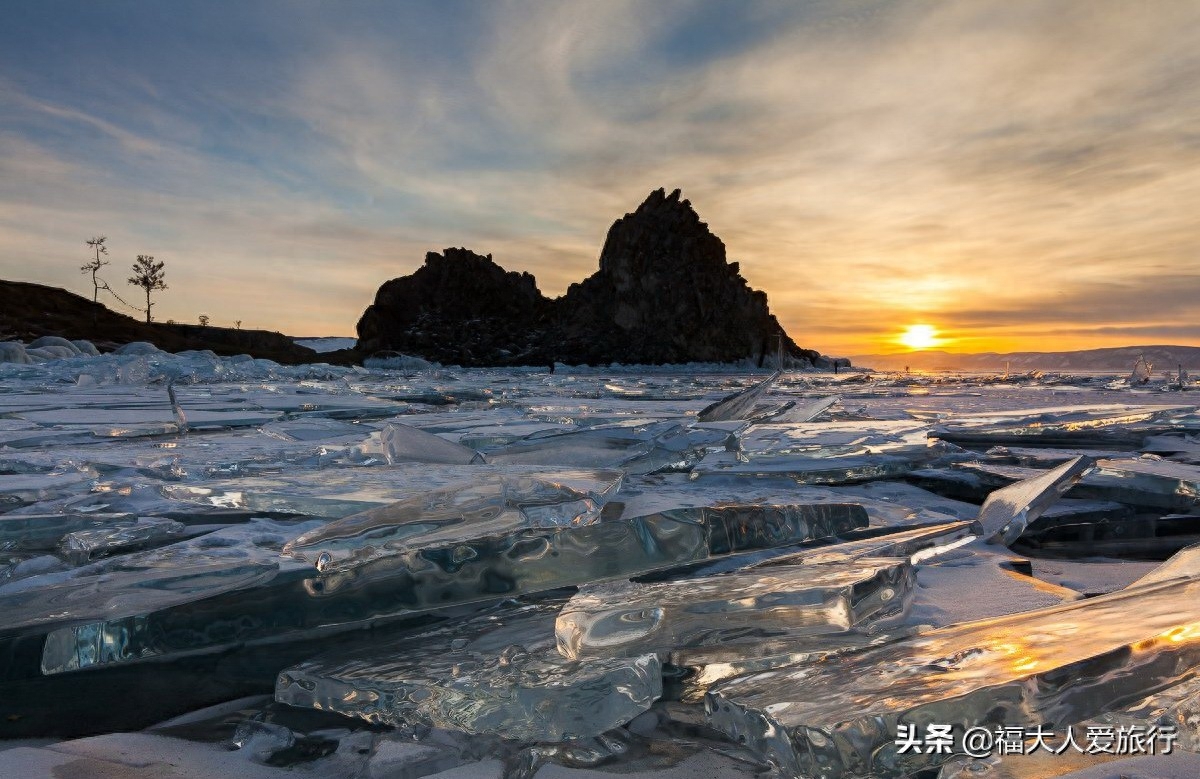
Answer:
556 557 914 660
707 575 1200 778
5 353 1200 778
276 601 662 741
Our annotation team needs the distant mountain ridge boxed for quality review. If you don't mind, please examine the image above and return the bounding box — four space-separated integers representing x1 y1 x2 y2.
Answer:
852 345 1200 372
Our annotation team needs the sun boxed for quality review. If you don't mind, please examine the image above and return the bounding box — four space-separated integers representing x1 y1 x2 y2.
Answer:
898 324 941 350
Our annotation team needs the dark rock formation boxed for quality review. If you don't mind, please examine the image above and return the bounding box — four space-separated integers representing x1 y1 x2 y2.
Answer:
356 190 829 367
0 280 322 364
556 188 817 365
356 248 554 366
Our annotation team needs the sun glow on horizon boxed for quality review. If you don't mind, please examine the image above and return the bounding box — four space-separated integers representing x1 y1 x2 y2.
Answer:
897 324 943 351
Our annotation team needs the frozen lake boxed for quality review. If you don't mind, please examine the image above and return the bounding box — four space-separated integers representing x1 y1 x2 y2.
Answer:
2 345 1199 778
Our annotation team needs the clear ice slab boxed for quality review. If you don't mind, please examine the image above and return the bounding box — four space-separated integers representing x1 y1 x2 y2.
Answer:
58 517 188 564
976 456 1095 546
555 557 915 660
764 394 839 424
276 602 661 742
691 450 939 485
706 575 1200 779
750 520 980 569
282 468 624 572
696 372 779 422
0 512 138 552
379 422 483 464
23 495 863 676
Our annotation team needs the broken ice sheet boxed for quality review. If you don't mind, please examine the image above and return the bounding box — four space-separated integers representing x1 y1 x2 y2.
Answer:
555 556 915 660
479 421 722 474
750 520 980 569
299 499 868 619
735 420 931 460
977 455 1095 545
282 468 623 572
161 464 617 519
379 422 482 464
691 450 938 485
276 602 661 741
1092 673 1200 751
706 575 1200 779
763 394 839 423
0 559 280 638
696 371 780 422
0 512 138 552
58 517 188 564
669 625 928 705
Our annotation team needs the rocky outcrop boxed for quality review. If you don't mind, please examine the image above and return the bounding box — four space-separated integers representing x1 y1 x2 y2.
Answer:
356 190 829 367
0 280 321 364
356 248 554 366
555 188 817 365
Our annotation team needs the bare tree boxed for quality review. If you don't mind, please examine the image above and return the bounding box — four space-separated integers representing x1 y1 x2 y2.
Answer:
234 320 242 330
198 314 210 327
128 255 167 324
81 237 110 303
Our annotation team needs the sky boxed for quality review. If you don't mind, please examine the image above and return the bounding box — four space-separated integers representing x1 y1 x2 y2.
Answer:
2 0 1199 356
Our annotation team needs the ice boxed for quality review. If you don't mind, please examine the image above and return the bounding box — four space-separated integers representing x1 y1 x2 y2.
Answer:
555 557 915 660
58 517 188 564
445 418 732 476
764 394 839 423
276 602 662 741
696 372 780 422
4 359 1200 776
0 512 137 552
0 560 279 639
293 496 867 606
976 456 1095 545
282 468 624 571
750 520 980 568
379 422 483 464
1129 542 1200 588
691 450 940 485
706 575 1200 778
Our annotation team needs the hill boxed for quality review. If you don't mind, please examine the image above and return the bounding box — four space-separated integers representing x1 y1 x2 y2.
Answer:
0 279 329 364
357 189 836 368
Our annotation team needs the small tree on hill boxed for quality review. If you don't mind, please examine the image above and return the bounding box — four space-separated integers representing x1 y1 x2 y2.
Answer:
198 314 210 327
128 254 167 323
81 237 110 303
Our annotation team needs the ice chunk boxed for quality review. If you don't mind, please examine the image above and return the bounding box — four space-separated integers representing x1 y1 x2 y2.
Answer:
706 576 1200 779
380 422 482 464
692 451 935 485
555 557 914 660
0 512 138 552
296 499 868 612
977 456 1095 545
764 395 839 423
1129 542 1200 589
276 602 661 741
282 468 624 572
696 372 779 422
1093 674 1200 751
750 520 980 569
479 421 718 474
0 559 279 640
669 625 928 704
58 517 188 564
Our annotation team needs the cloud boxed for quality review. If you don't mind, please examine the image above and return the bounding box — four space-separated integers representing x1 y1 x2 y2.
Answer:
1 1 1198 350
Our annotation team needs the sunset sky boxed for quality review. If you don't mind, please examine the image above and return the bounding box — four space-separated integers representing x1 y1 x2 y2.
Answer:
2 1 1199 356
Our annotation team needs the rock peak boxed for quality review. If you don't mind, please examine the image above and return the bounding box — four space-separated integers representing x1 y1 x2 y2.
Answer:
356 192 831 368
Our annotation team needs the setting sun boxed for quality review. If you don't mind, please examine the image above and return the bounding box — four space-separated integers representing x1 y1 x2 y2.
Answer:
898 324 942 350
